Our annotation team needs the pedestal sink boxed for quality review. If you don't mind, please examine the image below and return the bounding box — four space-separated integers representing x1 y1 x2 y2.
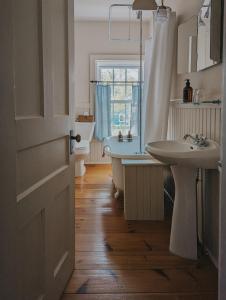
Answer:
146 139 220 260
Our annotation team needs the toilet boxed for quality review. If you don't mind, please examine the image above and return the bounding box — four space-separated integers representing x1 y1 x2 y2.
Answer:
74 122 95 177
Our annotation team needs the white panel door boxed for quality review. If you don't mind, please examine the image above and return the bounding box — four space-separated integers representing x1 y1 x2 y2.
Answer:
0 0 75 299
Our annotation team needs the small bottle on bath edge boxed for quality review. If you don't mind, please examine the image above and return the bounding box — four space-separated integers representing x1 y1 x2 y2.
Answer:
118 131 123 142
183 79 193 103
127 130 133 142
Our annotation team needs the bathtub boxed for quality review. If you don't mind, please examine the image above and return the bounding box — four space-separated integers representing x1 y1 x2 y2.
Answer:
103 136 150 196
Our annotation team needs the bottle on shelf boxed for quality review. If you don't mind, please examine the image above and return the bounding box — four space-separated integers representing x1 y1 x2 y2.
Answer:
183 79 193 103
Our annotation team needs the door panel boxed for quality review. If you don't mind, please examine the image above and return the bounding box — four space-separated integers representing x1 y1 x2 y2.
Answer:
51 0 69 116
16 137 69 196
17 210 45 300
0 0 75 299
13 0 44 117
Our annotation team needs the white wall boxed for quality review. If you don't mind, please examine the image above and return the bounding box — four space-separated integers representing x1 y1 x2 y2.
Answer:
74 20 149 118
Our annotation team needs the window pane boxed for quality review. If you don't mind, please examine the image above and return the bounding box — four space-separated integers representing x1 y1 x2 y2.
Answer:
114 68 125 82
100 68 113 81
112 85 126 100
111 103 131 136
96 62 140 137
126 85 132 100
127 68 139 82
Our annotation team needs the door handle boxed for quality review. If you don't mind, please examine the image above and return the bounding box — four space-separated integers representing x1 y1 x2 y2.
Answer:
70 130 81 154
71 133 81 143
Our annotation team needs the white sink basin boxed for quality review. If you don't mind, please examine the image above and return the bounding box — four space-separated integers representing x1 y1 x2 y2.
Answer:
145 139 220 260
146 140 220 169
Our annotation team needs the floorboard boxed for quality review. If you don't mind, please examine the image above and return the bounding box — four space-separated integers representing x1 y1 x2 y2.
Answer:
61 165 218 300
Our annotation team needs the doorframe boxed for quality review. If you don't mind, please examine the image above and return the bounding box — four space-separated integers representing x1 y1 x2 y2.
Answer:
219 1 226 299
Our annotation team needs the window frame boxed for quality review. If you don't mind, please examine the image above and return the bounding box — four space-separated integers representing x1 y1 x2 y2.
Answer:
98 65 140 101
89 55 143 138
96 60 141 136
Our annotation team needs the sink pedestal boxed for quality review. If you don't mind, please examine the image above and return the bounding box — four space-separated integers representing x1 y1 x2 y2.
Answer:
170 166 198 260
146 139 220 260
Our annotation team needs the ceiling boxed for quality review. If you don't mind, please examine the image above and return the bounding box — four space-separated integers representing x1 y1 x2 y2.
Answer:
74 0 155 21
74 0 200 22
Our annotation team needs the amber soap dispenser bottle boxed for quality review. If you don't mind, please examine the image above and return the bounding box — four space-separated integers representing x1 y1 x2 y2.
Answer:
183 79 193 103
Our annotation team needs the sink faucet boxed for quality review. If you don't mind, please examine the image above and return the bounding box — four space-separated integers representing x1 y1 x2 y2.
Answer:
183 134 198 143
102 145 111 157
183 134 209 147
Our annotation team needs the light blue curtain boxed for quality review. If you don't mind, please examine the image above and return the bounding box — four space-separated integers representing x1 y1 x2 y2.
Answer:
131 84 140 137
94 84 112 141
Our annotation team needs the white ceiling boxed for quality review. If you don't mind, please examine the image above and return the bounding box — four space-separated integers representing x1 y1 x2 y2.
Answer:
74 1 203 28
74 0 155 21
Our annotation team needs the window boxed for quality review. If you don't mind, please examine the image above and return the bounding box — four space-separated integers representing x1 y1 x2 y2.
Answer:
96 61 140 136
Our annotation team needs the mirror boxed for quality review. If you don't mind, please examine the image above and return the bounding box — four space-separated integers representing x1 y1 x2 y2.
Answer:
177 16 198 74
197 0 222 71
177 0 223 74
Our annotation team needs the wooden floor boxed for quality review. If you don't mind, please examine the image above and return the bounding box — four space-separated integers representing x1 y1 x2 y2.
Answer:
61 165 218 300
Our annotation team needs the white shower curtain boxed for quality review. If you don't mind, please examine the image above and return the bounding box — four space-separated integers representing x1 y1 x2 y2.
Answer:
143 12 176 145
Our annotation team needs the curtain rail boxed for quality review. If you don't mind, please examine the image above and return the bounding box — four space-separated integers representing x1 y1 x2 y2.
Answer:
90 80 143 84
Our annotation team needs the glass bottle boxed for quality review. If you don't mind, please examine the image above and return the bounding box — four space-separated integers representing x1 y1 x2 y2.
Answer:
183 79 193 103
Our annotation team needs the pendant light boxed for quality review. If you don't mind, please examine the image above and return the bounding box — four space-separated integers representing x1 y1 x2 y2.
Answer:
132 0 157 10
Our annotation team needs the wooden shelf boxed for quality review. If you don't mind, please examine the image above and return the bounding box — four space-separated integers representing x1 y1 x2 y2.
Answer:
170 99 222 109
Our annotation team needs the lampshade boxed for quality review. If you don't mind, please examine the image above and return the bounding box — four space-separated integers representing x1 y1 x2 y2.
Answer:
132 0 158 10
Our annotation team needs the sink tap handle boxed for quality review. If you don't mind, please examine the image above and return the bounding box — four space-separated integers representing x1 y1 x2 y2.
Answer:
198 136 208 147
183 134 190 140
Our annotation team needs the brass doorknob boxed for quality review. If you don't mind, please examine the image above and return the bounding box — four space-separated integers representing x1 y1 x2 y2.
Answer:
70 130 82 155
71 134 81 143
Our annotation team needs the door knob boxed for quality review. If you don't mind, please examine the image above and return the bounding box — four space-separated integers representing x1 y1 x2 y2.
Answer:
70 130 81 154
71 134 81 143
